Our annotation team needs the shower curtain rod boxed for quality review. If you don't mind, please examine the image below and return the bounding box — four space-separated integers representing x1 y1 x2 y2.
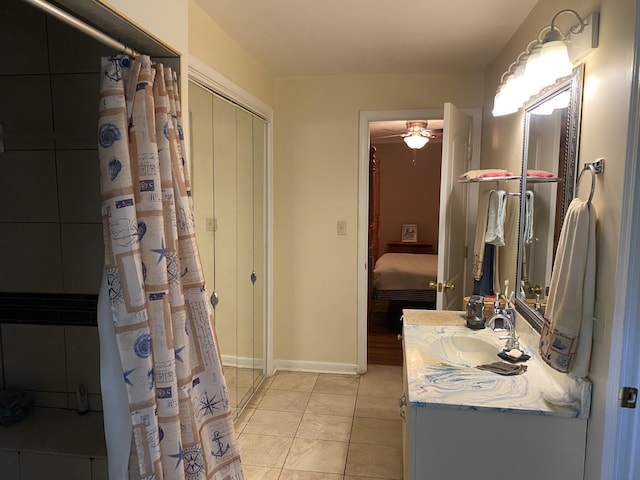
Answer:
22 0 140 57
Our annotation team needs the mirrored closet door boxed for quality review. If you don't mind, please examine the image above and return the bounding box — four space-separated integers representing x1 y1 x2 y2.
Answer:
189 81 266 420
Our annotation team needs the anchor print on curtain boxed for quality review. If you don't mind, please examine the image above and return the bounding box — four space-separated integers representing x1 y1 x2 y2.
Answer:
98 55 243 480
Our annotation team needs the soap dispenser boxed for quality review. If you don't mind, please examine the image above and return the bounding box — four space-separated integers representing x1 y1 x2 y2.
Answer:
465 295 485 329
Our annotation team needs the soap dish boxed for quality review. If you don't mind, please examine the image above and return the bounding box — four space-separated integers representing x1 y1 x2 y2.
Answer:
497 349 531 363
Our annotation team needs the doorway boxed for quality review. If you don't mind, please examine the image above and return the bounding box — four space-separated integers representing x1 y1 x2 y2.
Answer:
357 109 444 370
357 108 482 372
366 120 443 366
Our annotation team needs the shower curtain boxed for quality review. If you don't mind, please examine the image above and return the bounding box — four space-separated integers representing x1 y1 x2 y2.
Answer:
97 55 243 480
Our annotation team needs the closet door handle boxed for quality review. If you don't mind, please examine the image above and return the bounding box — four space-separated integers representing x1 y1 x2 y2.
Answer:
210 291 219 309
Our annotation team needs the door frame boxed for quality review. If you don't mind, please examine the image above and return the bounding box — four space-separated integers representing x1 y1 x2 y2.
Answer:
357 108 480 372
188 55 275 376
603 1 640 474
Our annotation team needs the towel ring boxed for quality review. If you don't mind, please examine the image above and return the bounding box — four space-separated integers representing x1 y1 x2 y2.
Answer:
576 158 605 205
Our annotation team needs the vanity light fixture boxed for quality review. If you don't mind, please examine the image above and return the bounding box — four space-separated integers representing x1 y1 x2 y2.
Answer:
492 9 599 117
403 121 430 150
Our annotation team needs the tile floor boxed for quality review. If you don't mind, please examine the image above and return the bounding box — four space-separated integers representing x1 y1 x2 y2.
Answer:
235 365 404 480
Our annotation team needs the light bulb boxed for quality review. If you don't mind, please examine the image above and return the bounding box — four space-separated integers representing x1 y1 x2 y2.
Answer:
404 134 429 150
537 40 573 86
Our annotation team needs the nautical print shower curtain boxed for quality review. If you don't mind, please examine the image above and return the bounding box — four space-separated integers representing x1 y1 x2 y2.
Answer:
98 55 243 480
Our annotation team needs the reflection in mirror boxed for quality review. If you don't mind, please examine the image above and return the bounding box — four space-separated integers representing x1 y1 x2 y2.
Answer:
515 65 584 331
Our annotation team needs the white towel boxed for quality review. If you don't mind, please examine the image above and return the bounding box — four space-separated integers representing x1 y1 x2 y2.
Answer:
524 190 534 245
485 190 507 246
539 198 596 376
472 189 493 281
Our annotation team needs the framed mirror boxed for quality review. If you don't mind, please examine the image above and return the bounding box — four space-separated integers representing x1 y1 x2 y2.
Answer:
514 64 585 331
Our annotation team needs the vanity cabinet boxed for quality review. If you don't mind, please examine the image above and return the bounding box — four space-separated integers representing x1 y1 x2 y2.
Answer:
401 309 589 480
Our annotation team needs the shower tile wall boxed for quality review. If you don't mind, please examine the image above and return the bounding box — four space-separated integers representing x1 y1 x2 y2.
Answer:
0 2 111 477
0 0 112 409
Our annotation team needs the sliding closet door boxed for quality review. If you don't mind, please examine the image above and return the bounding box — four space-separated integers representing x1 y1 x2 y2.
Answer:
235 108 255 409
188 80 266 420
252 117 266 390
212 96 240 412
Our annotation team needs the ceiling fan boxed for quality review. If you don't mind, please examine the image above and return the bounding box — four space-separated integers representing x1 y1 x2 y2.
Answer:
372 121 442 149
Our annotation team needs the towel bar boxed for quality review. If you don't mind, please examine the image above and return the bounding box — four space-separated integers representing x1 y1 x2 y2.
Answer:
576 158 605 205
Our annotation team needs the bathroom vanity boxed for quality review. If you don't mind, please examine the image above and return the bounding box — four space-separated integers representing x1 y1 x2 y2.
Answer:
401 309 591 480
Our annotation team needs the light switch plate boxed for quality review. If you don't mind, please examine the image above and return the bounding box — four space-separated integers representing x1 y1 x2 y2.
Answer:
337 220 347 236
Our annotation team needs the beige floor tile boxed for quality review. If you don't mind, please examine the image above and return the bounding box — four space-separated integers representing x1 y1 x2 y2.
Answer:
241 464 282 480
355 395 402 420
244 410 303 437
357 376 403 399
257 389 311 412
271 372 319 392
345 443 403 479
350 417 402 446
237 367 259 388
296 413 353 442
314 374 359 395
238 433 293 468
280 469 344 479
361 364 403 381
283 438 349 474
235 407 255 435
305 392 356 416
247 380 271 409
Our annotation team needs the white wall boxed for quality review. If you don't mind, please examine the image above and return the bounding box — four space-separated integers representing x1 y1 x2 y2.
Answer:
273 74 483 366
373 142 442 251
482 0 635 476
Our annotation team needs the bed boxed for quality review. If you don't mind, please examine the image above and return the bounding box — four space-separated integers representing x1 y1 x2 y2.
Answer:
372 252 438 304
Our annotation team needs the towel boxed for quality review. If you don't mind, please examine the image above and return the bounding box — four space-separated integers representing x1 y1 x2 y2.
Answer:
473 243 495 295
460 169 514 180
527 169 557 178
472 189 493 281
539 198 596 376
523 190 534 245
485 190 507 246
476 362 528 375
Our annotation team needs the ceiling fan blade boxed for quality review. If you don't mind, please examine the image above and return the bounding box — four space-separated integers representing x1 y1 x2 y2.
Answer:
372 133 406 139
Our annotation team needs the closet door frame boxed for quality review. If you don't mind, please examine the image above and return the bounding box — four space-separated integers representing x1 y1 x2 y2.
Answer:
188 55 274 377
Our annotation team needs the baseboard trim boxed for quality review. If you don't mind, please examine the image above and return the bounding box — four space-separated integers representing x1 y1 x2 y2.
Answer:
272 359 361 376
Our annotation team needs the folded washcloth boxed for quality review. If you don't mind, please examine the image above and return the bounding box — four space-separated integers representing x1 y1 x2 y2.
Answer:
476 362 528 376
497 349 531 363
527 169 557 178
460 169 515 180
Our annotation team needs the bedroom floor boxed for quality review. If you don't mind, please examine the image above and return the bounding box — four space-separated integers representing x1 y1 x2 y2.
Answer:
367 300 435 366
367 308 403 366
236 366 404 479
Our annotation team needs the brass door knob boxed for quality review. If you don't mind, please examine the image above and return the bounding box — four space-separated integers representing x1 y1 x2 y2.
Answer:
443 283 455 291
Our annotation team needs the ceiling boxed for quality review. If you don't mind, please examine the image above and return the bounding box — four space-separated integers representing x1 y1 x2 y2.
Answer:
193 0 539 77
193 1 539 143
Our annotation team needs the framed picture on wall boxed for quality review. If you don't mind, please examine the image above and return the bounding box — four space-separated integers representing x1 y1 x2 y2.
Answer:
401 224 418 243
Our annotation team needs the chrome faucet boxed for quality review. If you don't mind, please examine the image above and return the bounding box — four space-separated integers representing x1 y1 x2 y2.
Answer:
486 313 519 351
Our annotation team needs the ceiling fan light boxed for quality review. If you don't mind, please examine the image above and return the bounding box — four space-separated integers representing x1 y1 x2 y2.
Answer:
404 134 429 150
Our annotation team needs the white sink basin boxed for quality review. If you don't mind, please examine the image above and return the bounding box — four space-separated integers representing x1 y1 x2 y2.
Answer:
427 332 500 367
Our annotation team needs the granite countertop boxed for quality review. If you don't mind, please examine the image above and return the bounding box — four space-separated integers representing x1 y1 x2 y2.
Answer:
402 309 467 326
402 310 592 419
